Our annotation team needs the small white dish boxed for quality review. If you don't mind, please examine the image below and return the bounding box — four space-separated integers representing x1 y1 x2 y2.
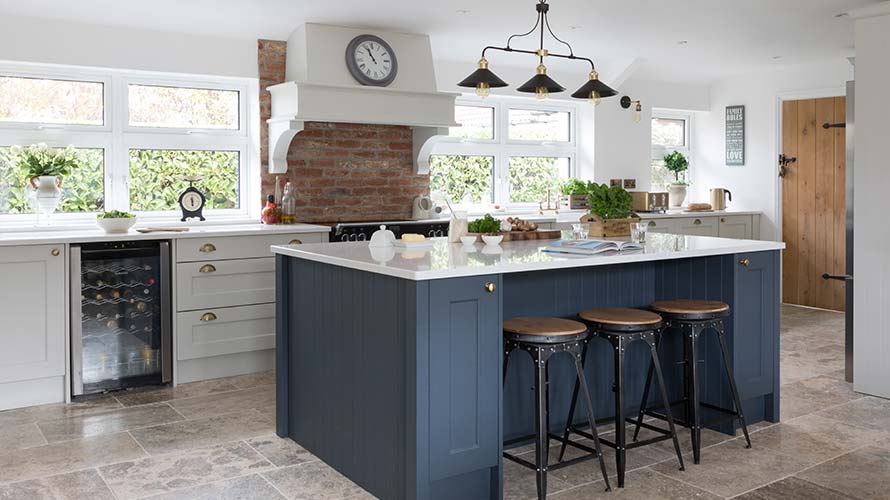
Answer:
482 234 504 246
97 217 136 234
460 236 478 245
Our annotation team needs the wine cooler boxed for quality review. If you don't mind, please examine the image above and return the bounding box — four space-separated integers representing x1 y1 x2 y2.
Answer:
70 240 172 396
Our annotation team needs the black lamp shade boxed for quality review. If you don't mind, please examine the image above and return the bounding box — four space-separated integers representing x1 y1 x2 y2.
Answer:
571 78 617 99
457 68 508 89
517 73 565 94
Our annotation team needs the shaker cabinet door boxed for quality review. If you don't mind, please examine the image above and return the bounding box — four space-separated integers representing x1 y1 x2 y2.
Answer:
718 216 754 239
733 251 779 399
0 245 66 383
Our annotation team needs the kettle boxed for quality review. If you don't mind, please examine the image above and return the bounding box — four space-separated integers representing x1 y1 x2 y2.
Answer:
710 188 732 210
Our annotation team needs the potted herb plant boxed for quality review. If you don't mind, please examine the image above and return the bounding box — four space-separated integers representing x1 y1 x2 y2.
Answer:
96 210 137 234
663 150 689 208
11 143 79 215
559 178 591 210
581 183 640 237
467 213 504 244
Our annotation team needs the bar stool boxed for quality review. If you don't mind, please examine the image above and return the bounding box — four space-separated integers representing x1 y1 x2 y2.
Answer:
631 299 751 464
502 317 611 499
557 307 685 488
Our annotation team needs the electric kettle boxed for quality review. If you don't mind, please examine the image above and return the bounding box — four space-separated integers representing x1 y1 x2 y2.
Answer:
710 188 732 210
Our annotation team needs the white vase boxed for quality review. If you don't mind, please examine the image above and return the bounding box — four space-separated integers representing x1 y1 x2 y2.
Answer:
668 183 687 208
30 175 63 215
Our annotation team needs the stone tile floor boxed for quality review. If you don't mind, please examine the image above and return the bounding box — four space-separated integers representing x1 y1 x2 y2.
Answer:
0 305 887 499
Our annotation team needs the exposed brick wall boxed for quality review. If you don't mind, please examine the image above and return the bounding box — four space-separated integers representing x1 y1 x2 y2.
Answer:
257 39 429 223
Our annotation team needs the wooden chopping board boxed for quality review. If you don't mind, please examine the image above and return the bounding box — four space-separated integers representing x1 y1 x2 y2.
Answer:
501 229 561 241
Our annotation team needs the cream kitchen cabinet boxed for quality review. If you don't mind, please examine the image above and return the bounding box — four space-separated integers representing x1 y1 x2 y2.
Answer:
0 244 66 410
676 216 720 237
643 218 679 234
718 215 755 239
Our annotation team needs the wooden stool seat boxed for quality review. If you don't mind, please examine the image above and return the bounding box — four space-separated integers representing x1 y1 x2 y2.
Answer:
579 307 663 332
503 317 587 343
651 299 729 320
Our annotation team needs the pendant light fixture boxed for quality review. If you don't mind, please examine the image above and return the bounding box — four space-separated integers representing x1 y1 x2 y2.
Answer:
457 0 617 104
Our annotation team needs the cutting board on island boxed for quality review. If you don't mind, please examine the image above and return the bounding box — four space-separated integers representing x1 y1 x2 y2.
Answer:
500 229 561 241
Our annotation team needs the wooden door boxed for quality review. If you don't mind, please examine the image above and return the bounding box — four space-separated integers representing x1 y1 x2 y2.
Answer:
781 97 846 311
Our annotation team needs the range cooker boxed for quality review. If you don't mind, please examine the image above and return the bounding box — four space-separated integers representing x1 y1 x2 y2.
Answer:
330 220 449 242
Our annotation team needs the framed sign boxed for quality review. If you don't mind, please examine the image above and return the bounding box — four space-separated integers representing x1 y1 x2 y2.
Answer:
725 105 745 166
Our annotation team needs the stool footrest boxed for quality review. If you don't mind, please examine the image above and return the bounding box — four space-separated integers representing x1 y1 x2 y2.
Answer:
503 453 537 470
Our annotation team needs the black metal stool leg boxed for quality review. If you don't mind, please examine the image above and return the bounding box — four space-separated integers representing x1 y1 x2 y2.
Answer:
631 333 659 442
571 352 611 492
715 322 752 448
687 324 702 464
614 337 627 488
503 348 511 386
646 334 685 472
557 340 587 462
533 348 549 500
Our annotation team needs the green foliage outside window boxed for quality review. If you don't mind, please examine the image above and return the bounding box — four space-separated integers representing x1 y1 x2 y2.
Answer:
0 146 104 214
129 150 240 211
430 155 493 204
508 157 565 203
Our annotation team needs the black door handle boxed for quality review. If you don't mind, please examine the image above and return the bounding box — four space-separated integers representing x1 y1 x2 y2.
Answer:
822 273 853 282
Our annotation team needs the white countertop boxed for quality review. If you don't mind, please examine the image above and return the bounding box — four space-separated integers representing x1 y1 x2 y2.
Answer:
412 209 761 225
0 222 330 246
272 233 784 281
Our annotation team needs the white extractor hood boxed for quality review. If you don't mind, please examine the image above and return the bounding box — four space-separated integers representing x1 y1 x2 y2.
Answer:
267 24 458 174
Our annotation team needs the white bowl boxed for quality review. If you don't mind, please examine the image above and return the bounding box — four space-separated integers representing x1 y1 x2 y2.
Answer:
96 217 136 234
481 234 504 246
460 236 478 245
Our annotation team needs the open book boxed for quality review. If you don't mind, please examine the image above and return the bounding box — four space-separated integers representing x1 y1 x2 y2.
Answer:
543 239 643 255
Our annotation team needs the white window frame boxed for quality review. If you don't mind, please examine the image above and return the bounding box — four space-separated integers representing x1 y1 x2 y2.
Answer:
650 109 693 187
432 94 578 212
0 60 259 227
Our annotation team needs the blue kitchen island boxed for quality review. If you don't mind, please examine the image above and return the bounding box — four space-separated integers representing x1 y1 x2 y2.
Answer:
272 234 784 500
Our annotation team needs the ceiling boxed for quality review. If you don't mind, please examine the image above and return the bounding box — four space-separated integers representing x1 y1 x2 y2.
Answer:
0 0 877 83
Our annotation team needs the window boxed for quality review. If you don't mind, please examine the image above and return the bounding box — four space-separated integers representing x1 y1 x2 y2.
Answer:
431 96 576 209
0 63 257 224
650 111 692 191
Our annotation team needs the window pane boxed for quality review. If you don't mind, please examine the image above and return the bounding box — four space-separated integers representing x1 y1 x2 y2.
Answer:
0 76 103 125
0 146 104 214
651 117 686 148
128 85 239 129
429 155 493 205
449 105 494 139
508 109 570 142
508 157 569 203
650 159 675 191
129 149 240 211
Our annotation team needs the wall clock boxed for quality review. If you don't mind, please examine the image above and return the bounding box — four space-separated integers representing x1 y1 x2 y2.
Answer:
177 176 206 222
345 34 398 87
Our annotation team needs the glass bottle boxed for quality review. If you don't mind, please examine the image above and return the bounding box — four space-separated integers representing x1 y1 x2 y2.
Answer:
261 195 281 225
280 180 297 225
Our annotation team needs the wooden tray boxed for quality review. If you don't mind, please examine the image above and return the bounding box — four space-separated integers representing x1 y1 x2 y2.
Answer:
467 229 561 242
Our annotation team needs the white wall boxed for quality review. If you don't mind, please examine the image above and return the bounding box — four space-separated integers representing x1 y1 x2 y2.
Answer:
692 60 853 242
0 14 257 78
852 3 890 398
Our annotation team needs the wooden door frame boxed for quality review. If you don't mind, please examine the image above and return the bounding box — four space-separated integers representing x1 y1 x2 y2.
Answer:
774 87 846 301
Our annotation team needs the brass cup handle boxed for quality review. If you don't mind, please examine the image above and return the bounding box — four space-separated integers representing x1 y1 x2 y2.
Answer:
51 249 60 257
199 243 217 253
740 258 750 267
647 221 656 228
693 219 702 225
200 312 218 322
199 264 216 273
484 282 496 293
289 239 303 245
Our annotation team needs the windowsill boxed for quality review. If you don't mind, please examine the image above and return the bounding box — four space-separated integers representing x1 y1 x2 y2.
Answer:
0 215 260 234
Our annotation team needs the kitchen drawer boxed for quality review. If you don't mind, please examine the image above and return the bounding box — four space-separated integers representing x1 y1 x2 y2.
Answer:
643 218 678 234
176 303 275 360
177 232 324 262
718 215 754 239
677 216 719 237
176 258 274 311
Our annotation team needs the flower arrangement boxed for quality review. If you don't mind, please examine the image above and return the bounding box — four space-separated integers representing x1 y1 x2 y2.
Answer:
11 143 80 184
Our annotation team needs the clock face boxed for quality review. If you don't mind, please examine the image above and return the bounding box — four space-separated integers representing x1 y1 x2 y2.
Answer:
182 191 203 211
346 35 398 86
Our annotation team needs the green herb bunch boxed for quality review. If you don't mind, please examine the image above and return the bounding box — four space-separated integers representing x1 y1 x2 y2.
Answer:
98 210 134 219
663 150 689 185
468 214 502 234
11 143 80 179
561 178 591 196
587 183 634 220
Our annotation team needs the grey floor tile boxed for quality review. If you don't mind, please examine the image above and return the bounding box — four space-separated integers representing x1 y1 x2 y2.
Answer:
141 474 286 500
129 409 274 455
0 432 145 483
743 414 882 464
734 476 856 500
37 403 184 443
816 396 890 432
797 446 890 500
168 386 275 419
222 370 276 390
263 461 366 500
501 459 574 500
114 379 240 407
0 423 46 452
0 394 122 427
246 435 318 467
100 441 273 500
0 469 115 500
549 468 719 500
780 375 863 420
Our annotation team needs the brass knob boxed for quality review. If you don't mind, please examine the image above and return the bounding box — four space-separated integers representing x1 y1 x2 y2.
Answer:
740 258 750 267
51 249 60 257
647 221 656 227
693 219 702 225
721 218 726 223
289 239 303 245
199 243 216 253
199 264 216 273
200 312 218 322
484 282 496 293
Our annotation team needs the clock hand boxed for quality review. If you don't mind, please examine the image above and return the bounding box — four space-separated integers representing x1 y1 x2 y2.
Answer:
365 48 377 64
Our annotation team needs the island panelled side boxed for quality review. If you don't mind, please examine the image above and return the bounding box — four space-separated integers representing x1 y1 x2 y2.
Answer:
275 250 780 500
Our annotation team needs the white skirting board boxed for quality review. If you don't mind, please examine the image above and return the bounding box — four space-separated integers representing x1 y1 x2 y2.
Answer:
0 376 65 411
175 349 275 385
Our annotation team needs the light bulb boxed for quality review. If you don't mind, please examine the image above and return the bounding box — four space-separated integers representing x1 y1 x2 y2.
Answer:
589 91 601 106
535 87 549 100
476 82 490 98
634 110 642 123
